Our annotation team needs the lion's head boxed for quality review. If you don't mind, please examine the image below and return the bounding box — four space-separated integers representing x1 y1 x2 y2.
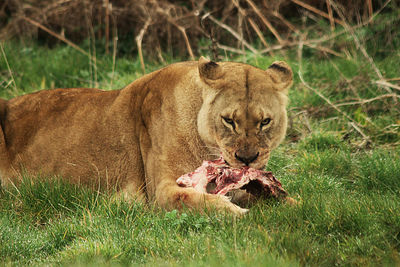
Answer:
197 57 293 170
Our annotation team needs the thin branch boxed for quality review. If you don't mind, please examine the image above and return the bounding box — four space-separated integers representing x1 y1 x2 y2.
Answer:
272 11 299 34
385 77 400 82
22 17 90 58
208 15 258 54
0 42 18 95
109 36 118 89
328 0 395 99
367 0 373 18
327 56 371 114
168 20 195 60
260 26 356 54
247 17 271 52
201 12 219 61
230 0 272 54
216 44 246 55
298 71 359 125
368 0 391 23
297 38 372 144
349 122 371 146
104 0 110 54
245 0 284 44
291 0 345 26
375 80 400 91
325 0 335 31
135 18 151 74
335 94 400 107
304 43 344 57
179 26 195 60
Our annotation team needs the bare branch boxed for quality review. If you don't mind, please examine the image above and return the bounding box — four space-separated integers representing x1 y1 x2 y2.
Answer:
375 80 400 91
291 0 345 26
247 17 271 52
216 44 246 55
22 17 90 58
135 18 151 74
297 37 372 144
0 42 18 95
335 94 400 107
245 0 284 44
208 15 258 54
328 0 395 99
325 0 335 31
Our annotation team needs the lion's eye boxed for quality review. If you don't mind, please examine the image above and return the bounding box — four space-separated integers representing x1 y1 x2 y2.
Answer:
260 118 272 128
222 117 235 128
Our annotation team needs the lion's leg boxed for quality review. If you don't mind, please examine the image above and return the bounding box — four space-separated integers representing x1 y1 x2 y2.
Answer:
143 141 247 215
155 181 248 216
118 179 148 204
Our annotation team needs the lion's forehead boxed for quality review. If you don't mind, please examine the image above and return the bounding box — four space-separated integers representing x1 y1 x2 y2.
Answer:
218 90 282 114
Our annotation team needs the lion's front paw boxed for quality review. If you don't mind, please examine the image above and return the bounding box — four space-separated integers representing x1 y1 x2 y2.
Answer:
211 194 249 216
229 204 249 216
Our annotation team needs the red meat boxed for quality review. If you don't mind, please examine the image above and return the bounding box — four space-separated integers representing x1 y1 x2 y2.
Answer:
176 157 287 199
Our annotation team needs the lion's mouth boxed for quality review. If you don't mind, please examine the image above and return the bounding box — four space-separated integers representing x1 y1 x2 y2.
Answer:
222 156 266 170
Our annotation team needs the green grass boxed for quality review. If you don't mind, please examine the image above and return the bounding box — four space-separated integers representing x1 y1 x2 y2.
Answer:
1 12 400 266
1 144 399 266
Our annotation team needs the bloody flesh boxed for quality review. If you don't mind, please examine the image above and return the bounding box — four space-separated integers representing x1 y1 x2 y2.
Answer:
176 157 287 199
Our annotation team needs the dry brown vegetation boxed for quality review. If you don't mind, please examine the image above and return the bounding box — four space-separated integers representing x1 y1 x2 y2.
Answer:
0 0 388 59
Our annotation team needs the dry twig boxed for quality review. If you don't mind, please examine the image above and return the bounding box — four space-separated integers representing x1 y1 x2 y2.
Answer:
109 36 118 89
104 0 110 54
305 43 344 57
349 122 371 147
335 94 400 107
216 44 246 55
260 24 364 55
208 15 258 54
201 12 219 61
176 25 195 60
367 0 373 18
230 0 272 54
245 0 284 44
135 18 151 74
367 0 392 23
386 78 400 82
297 38 372 145
291 0 345 26
325 0 335 31
167 20 195 60
272 11 299 34
22 17 90 58
0 42 18 95
375 80 400 92
328 0 396 100
247 17 271 52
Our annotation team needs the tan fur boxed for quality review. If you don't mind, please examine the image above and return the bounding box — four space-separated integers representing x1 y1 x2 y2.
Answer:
0 57 293 215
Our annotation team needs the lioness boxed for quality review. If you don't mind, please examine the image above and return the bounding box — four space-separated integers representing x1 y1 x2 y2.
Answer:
0 57 292 215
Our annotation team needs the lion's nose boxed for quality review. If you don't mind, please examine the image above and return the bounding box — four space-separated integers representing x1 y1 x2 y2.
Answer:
235 151 259 166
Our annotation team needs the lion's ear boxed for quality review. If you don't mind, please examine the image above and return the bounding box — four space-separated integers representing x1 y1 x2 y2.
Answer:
266 61 293 91
198 56 223 81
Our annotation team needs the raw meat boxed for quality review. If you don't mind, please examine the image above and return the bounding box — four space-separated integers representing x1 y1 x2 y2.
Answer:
176 157 287 199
